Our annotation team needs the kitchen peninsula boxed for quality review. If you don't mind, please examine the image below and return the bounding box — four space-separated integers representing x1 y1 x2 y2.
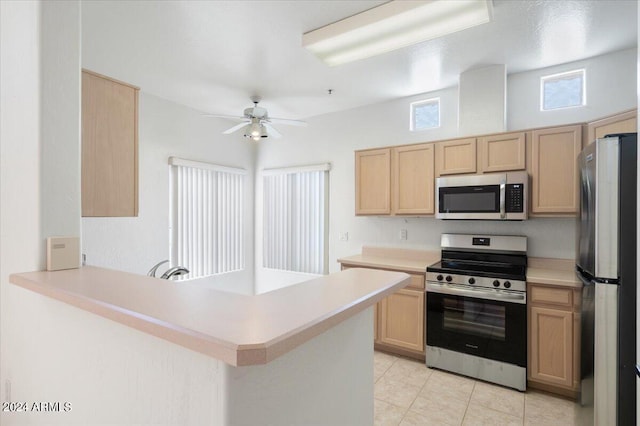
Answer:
8 266 409 425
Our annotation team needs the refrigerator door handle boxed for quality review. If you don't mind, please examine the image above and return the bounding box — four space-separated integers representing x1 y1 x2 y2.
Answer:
575 270 593 287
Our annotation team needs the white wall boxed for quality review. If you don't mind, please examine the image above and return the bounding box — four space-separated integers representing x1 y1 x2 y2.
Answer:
508 48 637 130
256 49 637 291
81 92 256 294
254 86 459 292
459 64 506 135
40 0 82 241
0 0 82 416
0 2 44 409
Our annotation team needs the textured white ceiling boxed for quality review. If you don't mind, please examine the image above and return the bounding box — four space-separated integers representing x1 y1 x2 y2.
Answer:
82 0 637 120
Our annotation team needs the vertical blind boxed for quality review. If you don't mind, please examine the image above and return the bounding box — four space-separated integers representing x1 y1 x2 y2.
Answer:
169 157 245 279
262 164 330 275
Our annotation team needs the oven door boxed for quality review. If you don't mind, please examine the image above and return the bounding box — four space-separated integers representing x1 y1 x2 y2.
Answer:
426 284 527 367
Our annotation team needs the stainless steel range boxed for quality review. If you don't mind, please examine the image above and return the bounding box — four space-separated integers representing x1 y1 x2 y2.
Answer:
425 234 527 391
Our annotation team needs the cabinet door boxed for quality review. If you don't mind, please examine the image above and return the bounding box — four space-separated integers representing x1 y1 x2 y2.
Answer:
435 138 477 176
587 109 637 145
478 132 526 173
355 149 391 215
530 125 582 214
529 306 573 388
392 144 434 215
379 289 425 353
82 70 139 217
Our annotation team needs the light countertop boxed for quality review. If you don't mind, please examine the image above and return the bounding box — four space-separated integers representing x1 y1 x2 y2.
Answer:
527 258 581 288
339 247 581 289
526 267 581 288
10 266 410 366
338 246 440 274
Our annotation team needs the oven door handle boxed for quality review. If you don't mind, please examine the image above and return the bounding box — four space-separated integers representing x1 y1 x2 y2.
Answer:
426 282 526 304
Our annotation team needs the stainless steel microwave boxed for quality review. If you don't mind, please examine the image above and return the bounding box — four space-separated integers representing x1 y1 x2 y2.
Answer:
435 171 528 220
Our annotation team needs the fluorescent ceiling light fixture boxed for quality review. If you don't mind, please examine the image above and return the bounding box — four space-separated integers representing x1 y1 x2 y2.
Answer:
303 0 493 66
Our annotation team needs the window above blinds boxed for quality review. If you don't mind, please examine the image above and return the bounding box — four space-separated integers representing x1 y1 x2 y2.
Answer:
262 163 330 275
169 157 246 279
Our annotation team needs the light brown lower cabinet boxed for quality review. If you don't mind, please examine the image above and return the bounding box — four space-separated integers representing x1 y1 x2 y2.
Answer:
378 288 424 353
528 282 581 397
341 264 425 360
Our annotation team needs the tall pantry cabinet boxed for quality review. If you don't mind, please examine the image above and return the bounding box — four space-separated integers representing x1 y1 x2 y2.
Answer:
82 69 139 217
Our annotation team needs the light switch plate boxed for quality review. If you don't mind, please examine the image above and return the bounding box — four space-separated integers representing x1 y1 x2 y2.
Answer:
46 236 80 271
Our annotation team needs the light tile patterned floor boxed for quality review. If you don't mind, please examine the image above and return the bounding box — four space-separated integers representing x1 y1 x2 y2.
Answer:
374 351 584 426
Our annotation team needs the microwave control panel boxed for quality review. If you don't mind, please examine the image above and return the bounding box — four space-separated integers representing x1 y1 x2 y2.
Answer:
505 184 524 213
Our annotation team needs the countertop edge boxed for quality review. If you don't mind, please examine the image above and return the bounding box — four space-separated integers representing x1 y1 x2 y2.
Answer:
9 267 410 367
9 271 243 365
259 273 409 366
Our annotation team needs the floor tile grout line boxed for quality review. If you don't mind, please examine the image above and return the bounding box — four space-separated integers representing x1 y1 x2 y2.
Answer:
459 380 476 425
394 363 428 425
374 351 581 426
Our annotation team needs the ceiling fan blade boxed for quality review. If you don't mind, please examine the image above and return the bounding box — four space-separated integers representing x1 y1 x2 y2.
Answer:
203 114 247 122
268 117 307 127
263 123 282 139
222 122 250 135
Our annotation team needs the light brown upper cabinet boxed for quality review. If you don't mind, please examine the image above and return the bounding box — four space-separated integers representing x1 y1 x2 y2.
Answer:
586 109 637 146
355 148 391 215
392 143 435 215
82 69 139 217
529 125 582 215
478 132 526 173
435 138 477 176
356 144 435 216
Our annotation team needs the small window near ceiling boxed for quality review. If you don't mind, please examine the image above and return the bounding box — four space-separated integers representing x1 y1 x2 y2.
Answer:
541 69 585 111
410 98 440 131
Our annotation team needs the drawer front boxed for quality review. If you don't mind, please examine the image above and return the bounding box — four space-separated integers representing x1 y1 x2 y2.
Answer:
407 273 425 290
529 284 572 309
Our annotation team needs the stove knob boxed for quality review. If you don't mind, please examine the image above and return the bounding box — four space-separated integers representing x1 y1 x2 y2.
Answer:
468 278 475 285
504 281 511 289
436 275 443 281
493 280 500 287
445 275 453 282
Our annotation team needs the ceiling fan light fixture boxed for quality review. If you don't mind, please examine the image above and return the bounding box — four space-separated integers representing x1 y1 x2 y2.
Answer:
217 98 305 140
249 121 262 137
245 123 269 141
302 0 493 66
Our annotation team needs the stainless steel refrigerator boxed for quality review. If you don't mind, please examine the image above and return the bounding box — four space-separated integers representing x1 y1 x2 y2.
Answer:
576 133 637 425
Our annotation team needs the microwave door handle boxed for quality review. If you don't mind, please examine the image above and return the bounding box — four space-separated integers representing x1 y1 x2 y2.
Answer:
500 183 506 219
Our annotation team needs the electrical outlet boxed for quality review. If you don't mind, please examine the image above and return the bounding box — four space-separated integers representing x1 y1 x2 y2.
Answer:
400 229 408 240
339 232 349 242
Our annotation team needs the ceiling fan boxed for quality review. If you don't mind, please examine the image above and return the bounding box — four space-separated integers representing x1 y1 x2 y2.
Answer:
204 96 307 141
